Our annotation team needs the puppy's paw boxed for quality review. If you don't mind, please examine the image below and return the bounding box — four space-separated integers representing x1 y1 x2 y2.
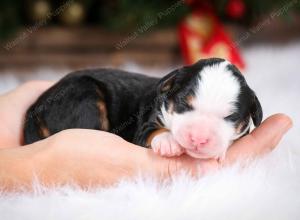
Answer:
151 132 184 157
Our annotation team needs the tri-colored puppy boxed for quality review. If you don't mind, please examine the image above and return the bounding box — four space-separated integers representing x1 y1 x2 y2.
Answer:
23 58 262 160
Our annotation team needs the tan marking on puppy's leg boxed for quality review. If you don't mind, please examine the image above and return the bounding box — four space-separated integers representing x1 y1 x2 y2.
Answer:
146 128 169 147
36 116 50 138
96 100 110 131
40 126 50 138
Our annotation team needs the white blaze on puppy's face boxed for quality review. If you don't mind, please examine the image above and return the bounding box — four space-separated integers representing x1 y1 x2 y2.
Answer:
159 60 241 159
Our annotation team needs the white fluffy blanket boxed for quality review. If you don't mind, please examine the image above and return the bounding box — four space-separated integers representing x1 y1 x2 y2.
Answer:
0 43 300 220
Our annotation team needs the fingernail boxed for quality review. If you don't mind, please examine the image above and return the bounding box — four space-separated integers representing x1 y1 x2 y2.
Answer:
281 117 293 134
271 116 293 149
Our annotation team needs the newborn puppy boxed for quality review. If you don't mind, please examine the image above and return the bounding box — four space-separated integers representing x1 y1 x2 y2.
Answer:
143 59 263 160
24 58 262 160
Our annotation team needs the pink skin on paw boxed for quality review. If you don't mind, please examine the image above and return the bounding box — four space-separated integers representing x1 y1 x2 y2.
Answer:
151 132 184 157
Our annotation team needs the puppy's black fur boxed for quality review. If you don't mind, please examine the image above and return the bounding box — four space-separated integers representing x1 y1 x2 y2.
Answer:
24 69 158 144
23 58 263 146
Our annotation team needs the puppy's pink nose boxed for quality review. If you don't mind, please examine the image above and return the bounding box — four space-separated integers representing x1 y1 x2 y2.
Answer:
191 136 209 147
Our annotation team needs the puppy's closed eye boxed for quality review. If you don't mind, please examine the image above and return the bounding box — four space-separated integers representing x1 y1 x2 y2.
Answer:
224 112 240 121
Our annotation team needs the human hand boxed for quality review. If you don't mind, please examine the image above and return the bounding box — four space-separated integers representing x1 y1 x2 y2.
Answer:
0 81 54 148
0 81 292 189
156 113 293 177
26 114 290 188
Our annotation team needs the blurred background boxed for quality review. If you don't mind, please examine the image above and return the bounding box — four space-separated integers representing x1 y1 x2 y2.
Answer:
0 0 299 72
0 1 299 147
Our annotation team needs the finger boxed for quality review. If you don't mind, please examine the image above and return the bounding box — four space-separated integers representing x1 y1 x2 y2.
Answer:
2 81 54 147
13 81 54 106
4 81 54 116
156 154 203 178
224 113 292 165
143 114 292 179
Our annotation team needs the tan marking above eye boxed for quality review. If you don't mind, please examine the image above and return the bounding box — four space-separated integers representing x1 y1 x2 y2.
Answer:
97 100 110 131
161 84 172 92
186 94 194 106
167 101 174 114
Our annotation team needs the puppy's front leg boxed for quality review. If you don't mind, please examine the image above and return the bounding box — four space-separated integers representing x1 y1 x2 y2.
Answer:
150 130 184 157
134 122 184 157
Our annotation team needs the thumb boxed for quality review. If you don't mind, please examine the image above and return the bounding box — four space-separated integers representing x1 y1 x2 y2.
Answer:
225 113 292 165
250 113 292 151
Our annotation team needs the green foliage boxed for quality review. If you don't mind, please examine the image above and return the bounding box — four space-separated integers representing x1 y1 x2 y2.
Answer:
0 0 22 40
97 0 189 31
0 0 299 40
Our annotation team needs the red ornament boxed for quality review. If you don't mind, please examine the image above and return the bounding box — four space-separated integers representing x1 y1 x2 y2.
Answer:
178 10 245 70
226 0 245 19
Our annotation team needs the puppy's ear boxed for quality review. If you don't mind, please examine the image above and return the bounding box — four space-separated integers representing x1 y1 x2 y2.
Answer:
158 71 177 93
250 90 263 127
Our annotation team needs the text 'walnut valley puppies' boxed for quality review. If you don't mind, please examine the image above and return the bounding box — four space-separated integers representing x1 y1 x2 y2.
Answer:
24 58 262 160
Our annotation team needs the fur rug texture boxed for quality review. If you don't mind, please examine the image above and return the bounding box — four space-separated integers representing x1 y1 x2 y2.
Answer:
0 43 299 220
